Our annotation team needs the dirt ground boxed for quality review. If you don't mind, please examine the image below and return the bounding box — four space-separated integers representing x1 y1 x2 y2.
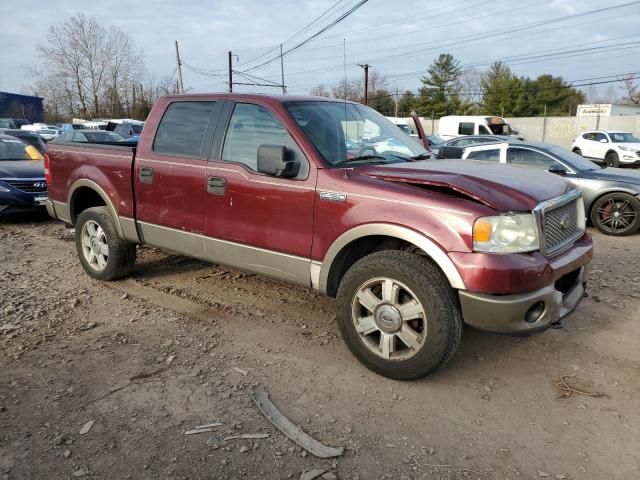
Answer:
0 215 638 480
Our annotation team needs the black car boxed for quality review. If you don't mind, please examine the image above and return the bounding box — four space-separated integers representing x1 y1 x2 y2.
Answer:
0 129 46 155
0 135 47 215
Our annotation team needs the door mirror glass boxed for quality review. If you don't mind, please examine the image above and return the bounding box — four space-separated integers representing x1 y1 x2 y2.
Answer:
257 145 300 178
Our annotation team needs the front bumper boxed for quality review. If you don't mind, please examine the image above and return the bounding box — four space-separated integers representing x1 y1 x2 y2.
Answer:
459 266 587 333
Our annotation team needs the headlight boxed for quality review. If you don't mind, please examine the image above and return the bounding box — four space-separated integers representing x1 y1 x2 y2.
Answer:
619 146 633 152
473 213 539 253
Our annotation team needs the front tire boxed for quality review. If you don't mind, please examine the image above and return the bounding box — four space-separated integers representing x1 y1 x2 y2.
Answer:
75 207 136 280
605 151 620 168
590 193 640 236
336 251 463 380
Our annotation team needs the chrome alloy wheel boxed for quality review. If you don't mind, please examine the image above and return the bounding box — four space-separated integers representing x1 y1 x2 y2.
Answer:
81 220 109 271
351 277 427 360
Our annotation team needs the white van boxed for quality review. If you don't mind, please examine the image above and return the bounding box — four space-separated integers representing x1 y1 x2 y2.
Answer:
438 115 521 140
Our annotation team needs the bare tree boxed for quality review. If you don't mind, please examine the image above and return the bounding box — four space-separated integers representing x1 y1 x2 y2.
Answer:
33 14 143 120
331 78 362 102
621 74 640 106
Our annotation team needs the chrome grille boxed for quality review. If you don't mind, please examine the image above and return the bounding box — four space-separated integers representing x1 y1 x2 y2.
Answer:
5 180 47 193
544 200 579 251
533 190 585 256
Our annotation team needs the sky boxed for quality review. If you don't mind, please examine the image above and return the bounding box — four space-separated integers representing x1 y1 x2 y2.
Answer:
1 0 639 99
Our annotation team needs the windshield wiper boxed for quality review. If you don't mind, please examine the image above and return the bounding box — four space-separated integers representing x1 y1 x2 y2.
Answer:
334 154 392 167
410 152 431 160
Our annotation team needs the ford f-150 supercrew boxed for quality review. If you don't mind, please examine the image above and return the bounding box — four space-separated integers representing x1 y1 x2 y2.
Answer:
45 94 593 380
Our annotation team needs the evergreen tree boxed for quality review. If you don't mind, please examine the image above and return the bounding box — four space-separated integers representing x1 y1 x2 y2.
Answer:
416 53 462 117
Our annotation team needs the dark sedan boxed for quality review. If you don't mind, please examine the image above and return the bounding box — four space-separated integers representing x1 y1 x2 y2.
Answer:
0 135 47 215
449 140 640 236
433 134 518 156
51 129 126 144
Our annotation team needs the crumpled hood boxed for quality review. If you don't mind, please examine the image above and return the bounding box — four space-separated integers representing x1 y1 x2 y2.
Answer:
359 160 572 211
0 160 45 179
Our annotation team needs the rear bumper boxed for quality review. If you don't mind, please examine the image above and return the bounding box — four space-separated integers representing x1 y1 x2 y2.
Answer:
459 266 587 333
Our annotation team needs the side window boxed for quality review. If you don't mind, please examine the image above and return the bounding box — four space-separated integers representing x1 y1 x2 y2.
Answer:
507 147 560 170
153 101 216 157
222 103 306 174
458 122 474 135
478 125 491 134
593 132 607 142
466 149 500 162
452 138 476 147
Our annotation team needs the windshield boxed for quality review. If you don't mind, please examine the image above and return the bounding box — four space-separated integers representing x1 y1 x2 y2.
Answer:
131 124 143 134
284 101 427 166
546 145 600 171
609 132 640 143
0 138 43 161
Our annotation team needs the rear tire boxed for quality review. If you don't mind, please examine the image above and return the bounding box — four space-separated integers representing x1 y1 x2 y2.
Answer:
590 193 640 236
75 207 136 280
605 151 620 168
336 250 463 380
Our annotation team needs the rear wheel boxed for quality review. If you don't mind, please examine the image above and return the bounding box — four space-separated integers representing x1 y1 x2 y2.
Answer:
75 207 136 280
572 147 582 156
590 193 640 236
336 250 462 380
605 151 620 168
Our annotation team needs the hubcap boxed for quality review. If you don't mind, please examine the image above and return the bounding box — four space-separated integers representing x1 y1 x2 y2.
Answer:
351 277 427 361
81 220 109 271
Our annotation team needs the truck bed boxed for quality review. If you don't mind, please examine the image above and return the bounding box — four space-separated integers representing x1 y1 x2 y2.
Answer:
46 141 137 221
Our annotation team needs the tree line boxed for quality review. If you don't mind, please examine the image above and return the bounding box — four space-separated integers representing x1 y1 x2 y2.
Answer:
29 14 179 123
310 53 639 118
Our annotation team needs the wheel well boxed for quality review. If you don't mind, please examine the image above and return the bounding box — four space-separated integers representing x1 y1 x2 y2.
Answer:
605 150 618 158
70 187 106 224
324 235 441 297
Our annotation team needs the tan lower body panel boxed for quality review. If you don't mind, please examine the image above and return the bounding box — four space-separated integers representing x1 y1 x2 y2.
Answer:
137 222 312 287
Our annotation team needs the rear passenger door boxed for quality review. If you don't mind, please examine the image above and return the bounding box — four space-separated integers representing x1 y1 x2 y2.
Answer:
204 100 316 285
135 100 219 249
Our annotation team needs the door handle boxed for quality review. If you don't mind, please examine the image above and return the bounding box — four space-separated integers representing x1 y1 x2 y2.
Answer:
139 167 153 184
207 176 226 195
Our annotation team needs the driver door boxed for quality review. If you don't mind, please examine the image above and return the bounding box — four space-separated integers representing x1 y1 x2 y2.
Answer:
204 101 317 285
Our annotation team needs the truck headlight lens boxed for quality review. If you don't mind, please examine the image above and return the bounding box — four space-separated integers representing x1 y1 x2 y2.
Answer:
473 213 539 253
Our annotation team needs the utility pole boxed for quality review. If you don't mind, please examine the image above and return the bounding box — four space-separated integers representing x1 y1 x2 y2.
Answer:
394 87 399 118
279 44 286 94
358 63 369 105
228 51 233 93
174 40 184 94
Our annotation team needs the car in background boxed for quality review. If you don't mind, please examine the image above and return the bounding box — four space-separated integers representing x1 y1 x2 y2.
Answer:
0 135 47 215
433 134 517 156
61 123 86 132
113 121 143 142
445 140 640 236
571 131 640 168
0 118 18 129
21 123 61 141
0 129 46 154
52 130 127 144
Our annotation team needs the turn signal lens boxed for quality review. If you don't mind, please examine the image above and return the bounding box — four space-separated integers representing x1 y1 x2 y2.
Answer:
473 220 492 243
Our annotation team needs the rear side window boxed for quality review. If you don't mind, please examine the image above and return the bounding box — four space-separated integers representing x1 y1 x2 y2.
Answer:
153 101 216 157
458 122 474 135
466 149 500 162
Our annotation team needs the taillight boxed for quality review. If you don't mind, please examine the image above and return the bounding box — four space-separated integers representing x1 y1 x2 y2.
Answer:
44 153 52 185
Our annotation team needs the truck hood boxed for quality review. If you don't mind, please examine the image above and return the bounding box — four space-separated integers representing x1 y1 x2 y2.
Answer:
359 160 571 211
0 160 45 179
616 142 640 150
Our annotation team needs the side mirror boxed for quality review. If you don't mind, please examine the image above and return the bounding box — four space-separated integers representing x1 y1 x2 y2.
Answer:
257 145 300 178
548 166 567 176
599 138 608 143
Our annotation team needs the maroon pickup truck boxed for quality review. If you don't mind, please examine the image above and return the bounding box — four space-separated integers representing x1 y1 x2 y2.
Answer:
45 94 593 379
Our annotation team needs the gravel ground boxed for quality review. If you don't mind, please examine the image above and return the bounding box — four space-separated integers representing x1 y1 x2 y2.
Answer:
0 214 639 480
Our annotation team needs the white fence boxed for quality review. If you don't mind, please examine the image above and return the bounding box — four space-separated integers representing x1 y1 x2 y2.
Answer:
414 115 640 149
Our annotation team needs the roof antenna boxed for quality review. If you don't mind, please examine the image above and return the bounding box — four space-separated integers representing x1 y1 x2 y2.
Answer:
343 38 351 179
